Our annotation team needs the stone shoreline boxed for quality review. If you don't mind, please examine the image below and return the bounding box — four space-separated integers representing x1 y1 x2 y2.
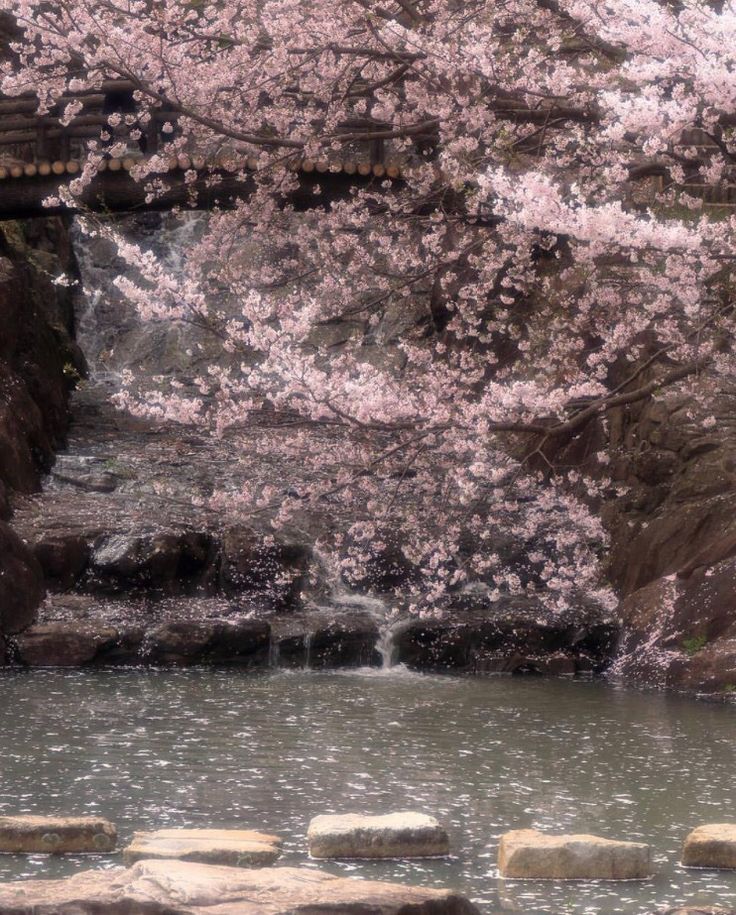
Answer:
1 608 617 672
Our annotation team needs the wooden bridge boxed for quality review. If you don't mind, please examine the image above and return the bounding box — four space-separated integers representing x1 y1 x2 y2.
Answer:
0 80 404 219
0 79 734 220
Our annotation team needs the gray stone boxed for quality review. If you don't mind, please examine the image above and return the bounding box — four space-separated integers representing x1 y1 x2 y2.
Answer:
308 812 450 859
123 828 282 866
661 909 736 914
498 829 652 880
0 815 116 854
13 623 119 667
682 824 736 869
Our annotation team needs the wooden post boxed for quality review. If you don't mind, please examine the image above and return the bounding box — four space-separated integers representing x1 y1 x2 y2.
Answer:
36 123 47 161
145 117 159 154
371 137 385 166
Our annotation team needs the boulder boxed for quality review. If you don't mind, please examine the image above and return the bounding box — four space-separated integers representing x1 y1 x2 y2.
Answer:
123 828 282 867
33 532 90 589
682 824 736 869
270 612 381 669
309 618 381 668
0 521 44 635
13 622 119 666
395 608 617 674
89 531 215 594
0 859 480 914
308 812 450 859
615 561 736 693
142 619 270 665
0 815 116 854
497 829 652 880
220 527 309 608
8 618 273 667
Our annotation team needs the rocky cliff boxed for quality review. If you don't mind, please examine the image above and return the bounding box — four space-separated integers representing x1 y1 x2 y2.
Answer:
1 214 735 693
0 218 83 643
604 387 736 695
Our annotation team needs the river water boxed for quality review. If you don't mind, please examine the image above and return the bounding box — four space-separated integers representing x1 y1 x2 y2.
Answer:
0 668 734 913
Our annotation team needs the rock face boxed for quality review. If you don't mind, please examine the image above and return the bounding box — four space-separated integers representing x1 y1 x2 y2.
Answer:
0 221 80 505
89 531 216 595
308 812 450 859
11 618 271 667
12 623 121 667
394 603 616 675
0 859 481 914
0 815 116 854
682 824 736 869
0 220 81 644
612 558 736 693
601 386 736 694
123 828 282 867
270 609 381 668
0 523 44 635
497 829 652 880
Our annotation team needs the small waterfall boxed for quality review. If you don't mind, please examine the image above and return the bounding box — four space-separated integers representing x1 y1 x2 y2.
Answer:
375 620 399 669
71 212 214 387
268 636 280 669
308 548 404 669
607 576 681 688
336 593 401 669
303 631 313 670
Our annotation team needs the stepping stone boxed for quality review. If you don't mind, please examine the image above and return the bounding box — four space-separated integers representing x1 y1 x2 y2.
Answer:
307 812 449 859
682 824 736 868
123 828 282 867
498 828 652 879
0 859 481 913
0 815 116 854
663 909 736 914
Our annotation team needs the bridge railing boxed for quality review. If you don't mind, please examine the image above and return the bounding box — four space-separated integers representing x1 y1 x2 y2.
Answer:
1 81 735 211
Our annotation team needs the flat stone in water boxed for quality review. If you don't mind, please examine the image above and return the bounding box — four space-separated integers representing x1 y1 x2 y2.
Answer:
0 816 116 854
0 859 481 914
123 828 282 866
498 828 652 880
662 909 736 914
308 811 450 859
682 824 736 869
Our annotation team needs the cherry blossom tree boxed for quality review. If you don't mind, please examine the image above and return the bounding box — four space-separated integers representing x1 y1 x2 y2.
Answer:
1 0 735 612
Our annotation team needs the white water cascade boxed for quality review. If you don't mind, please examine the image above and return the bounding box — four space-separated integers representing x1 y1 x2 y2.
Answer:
311 549 407 670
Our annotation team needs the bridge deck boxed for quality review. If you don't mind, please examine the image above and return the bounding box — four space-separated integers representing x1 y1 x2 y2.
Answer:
0 81 735 219
0 153 404 219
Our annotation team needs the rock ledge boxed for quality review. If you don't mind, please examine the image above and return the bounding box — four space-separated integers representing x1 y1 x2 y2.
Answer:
0 859 480 914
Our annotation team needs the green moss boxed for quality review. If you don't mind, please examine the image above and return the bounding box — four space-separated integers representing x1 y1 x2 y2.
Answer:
681 634 708 656
62 362 82 387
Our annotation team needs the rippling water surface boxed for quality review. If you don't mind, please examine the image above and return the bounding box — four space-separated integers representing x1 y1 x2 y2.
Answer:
0 667 734 913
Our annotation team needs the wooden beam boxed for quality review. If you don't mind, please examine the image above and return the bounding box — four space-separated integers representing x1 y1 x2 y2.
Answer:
0 163 401 220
